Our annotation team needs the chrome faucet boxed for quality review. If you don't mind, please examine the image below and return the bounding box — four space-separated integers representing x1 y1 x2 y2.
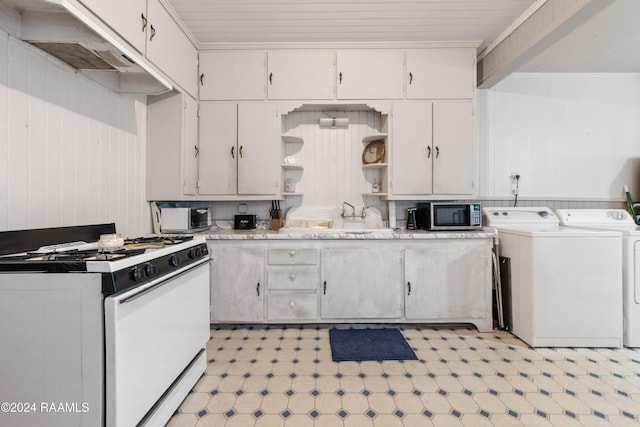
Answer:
341 202 355 218
341 202 368 218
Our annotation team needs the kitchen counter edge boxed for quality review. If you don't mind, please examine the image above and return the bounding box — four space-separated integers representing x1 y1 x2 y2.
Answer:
195 229 497 240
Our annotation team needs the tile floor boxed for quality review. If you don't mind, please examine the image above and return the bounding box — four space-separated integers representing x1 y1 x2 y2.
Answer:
167 325 640 427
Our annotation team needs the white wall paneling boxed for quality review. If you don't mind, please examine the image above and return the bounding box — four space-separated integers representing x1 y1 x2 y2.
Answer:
282 109 387 213
0 32 150 236
478 73 640 201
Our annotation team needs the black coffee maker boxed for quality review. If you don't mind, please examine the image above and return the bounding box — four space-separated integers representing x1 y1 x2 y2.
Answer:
406 207 417 230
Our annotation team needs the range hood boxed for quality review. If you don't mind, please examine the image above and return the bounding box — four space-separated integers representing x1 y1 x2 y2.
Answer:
5 0 172 94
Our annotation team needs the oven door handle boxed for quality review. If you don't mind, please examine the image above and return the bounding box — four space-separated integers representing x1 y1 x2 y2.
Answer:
115 258 211 305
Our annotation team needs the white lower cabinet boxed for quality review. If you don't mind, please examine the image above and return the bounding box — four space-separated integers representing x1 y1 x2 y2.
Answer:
209 246 264 322
320 247 403 320
207 239 492 331
266 247 319 321
404 240 493 331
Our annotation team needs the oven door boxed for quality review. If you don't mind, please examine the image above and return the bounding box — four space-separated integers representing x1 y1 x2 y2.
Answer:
104 258 210 427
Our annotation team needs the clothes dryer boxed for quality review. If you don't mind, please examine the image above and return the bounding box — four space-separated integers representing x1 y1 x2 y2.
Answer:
557 209 639 347
484 207 622 347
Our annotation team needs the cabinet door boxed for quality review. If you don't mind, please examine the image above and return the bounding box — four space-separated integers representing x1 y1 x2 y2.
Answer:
405 242 491 321
198 102 238 195
199 51 266 100
267 51 335 100
237 103 280 195
183 94 199 195
79 0 147 53
146 91 196 200
336 51 404 99
146 0 198 97
320 248 402 319
210 247 264 322
432 101 474 195
407 49 475 99
391 102 433 195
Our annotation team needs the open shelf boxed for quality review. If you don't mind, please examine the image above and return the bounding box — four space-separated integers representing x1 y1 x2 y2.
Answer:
362 162 387 169
282 164 304 170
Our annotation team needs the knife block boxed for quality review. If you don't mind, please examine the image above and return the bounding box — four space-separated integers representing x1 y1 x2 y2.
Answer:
271 218 283 231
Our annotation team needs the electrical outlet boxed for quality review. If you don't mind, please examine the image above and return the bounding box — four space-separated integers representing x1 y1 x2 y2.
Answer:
510 173 520 195
238 203 248 213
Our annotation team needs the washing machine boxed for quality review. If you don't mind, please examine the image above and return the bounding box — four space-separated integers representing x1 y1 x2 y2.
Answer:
556 209 639 347
484 207 623 348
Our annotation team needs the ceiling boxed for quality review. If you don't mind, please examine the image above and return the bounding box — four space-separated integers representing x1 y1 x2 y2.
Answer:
166 0 537 51
166 0 640 77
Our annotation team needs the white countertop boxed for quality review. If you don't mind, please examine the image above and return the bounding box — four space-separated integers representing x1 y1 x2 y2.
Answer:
197 228 497 240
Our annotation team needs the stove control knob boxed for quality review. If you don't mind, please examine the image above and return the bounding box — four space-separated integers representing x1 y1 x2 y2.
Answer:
145 263 158 276
131 267 146 282
189 247 202 259
170 255 180 267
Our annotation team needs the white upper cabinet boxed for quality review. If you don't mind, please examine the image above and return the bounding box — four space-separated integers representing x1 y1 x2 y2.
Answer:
79 0 197 97
199 51 266 100
267 51 335 100
391 101 474 198
336 50 404 99
146 91 198 200
198 102 280 198
237 103 281 195
145 0 198 97
432 101 474 195
198 102 238 196
79 0 147 53
391 102 433 196
406 48 476 99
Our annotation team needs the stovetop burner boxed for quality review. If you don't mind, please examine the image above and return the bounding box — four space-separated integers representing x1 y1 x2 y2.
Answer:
125 236 194 246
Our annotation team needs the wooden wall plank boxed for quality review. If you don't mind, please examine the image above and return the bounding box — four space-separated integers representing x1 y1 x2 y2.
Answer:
0 31 8 229
0 33 149 236
478 73 640 200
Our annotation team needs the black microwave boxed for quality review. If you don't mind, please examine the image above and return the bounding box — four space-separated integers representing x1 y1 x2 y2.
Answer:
413 202 482 231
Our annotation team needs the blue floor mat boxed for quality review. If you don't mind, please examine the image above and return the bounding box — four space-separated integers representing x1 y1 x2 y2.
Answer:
329 328 418 362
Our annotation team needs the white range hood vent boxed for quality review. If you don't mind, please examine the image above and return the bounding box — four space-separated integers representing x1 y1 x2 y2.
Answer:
13 2 172 95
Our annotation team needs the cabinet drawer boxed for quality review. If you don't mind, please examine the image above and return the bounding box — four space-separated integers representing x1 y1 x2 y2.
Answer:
268 293 317 320
268 267 318 290
268 248 319 265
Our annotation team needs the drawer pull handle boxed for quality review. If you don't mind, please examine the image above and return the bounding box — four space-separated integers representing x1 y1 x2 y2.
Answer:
323 281 327 295
289 274 296 280
407 281 411 296
256 282 260 296
289 250 295 257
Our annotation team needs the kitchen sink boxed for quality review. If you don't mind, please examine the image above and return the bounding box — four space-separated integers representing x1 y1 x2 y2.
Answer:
278 227 393 237
279 227 394 235
279 206 392 235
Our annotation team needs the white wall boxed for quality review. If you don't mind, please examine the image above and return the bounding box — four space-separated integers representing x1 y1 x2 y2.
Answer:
478 73 640 201
0 32 150 236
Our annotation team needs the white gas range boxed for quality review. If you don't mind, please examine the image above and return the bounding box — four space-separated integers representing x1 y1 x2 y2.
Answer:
0 224 210 427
